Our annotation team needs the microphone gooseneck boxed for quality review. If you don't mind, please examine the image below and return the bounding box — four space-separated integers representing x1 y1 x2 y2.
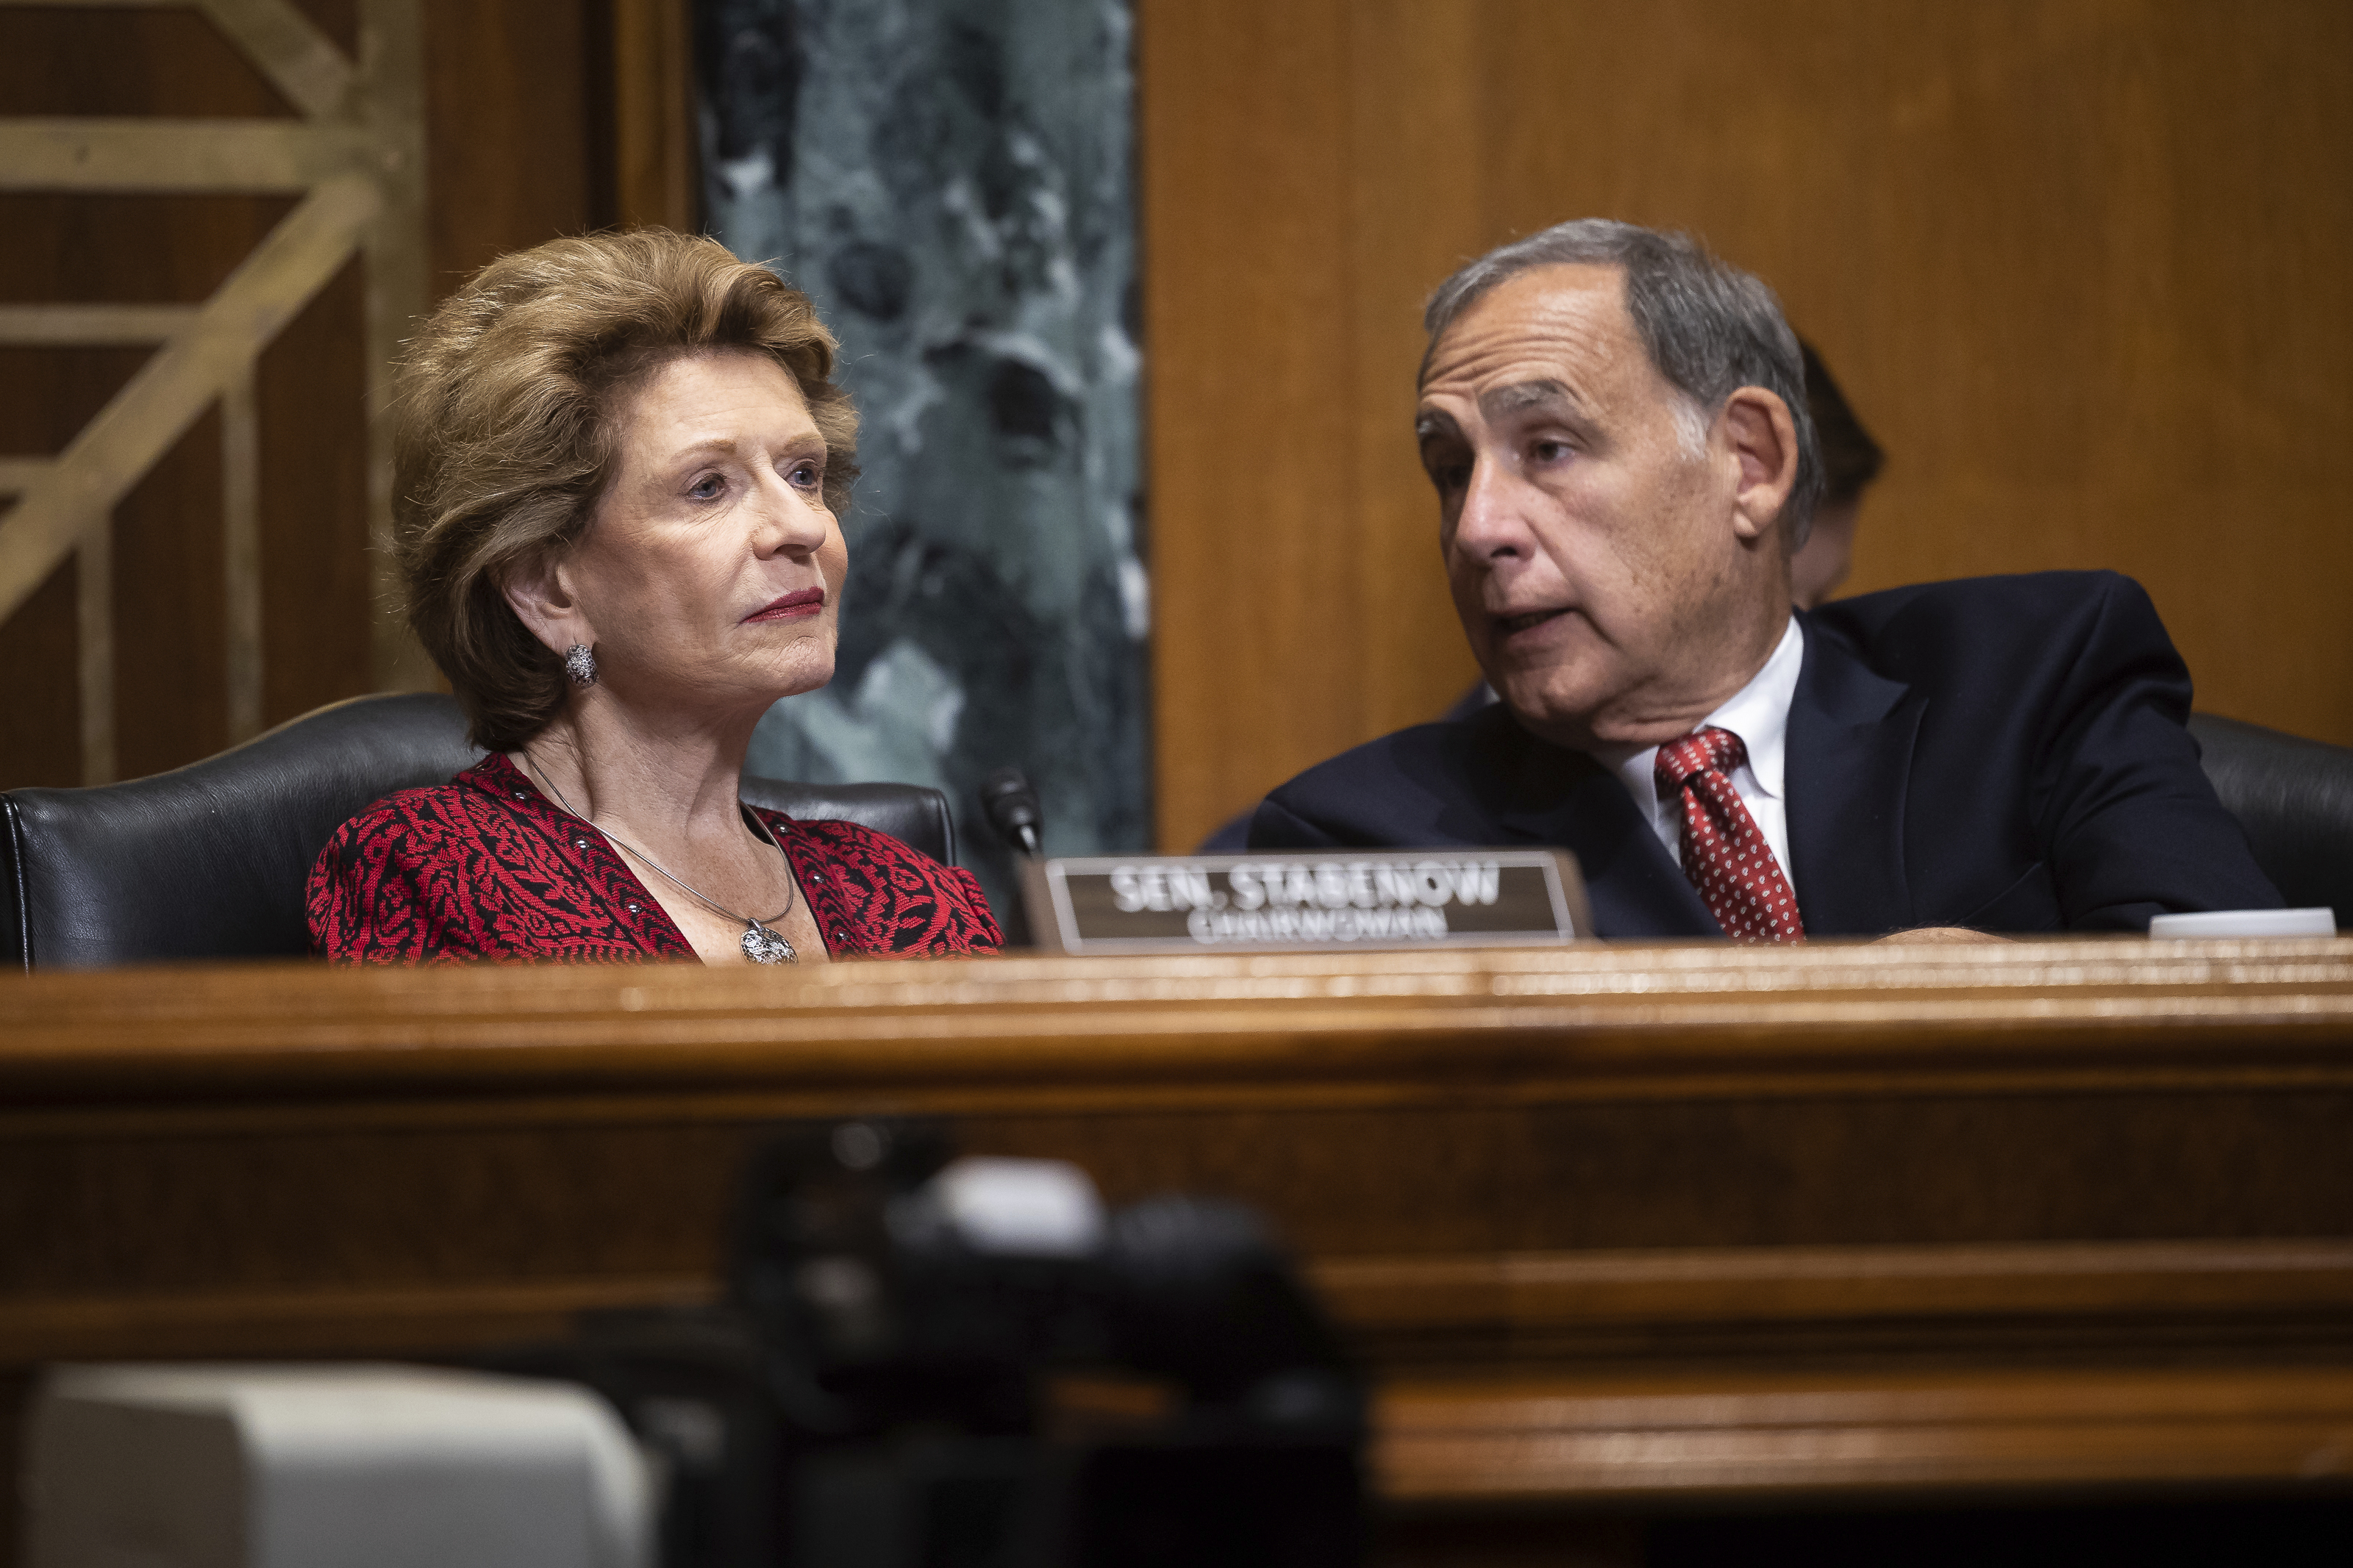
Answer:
979 767 1045 860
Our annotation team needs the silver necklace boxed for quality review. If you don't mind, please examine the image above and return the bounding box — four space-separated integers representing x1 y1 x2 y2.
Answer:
523 752 799 964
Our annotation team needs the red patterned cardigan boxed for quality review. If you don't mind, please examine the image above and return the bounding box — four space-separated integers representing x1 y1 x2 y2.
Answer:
307 753 1001 963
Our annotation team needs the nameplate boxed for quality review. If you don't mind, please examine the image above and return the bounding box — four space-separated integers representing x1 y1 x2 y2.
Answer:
1022 849 1591 955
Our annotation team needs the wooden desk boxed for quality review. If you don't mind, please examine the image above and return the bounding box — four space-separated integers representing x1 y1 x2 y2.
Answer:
4 939 2351 1529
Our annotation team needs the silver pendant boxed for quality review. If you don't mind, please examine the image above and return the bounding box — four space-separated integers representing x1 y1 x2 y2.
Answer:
741 923 796 964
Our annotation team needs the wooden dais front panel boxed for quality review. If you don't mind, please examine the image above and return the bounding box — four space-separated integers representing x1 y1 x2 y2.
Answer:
3 938 2352 1508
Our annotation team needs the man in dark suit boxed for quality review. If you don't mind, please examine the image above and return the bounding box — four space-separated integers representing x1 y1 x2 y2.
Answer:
1249 220 2277 939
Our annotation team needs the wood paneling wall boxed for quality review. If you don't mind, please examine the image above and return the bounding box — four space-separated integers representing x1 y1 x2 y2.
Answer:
12 1 2344 830
0 0 638 789
1141 0 2353 851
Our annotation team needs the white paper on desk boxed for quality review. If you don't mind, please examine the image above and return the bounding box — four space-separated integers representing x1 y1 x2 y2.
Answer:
24 1364 653 1568
2149 907 2337 937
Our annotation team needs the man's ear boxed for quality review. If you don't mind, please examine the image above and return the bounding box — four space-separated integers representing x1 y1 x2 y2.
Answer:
498 547 589 656
1719 387 1799 542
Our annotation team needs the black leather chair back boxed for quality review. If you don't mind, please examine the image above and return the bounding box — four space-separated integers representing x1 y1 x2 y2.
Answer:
2188 712 2353 923
1 692 957 969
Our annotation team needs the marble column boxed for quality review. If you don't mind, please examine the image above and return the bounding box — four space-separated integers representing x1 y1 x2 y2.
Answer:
697 0 1146 926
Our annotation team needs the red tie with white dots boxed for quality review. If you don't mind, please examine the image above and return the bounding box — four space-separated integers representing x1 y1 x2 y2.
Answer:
1654 727 1806 943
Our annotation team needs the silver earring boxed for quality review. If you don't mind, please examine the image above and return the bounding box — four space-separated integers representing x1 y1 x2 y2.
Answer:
563 643 598 687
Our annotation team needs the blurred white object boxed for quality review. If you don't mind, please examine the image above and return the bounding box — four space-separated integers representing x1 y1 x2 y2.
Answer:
24 1364 652 1568
2149 907 2337 937
922 1156 1107 1256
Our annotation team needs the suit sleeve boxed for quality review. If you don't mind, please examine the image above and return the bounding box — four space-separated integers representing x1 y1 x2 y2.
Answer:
1246 792 1349 851
1243 721 1480 851
2035 575 2281 928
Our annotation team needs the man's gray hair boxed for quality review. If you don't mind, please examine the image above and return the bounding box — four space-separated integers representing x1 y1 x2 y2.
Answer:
1423 220 1823 545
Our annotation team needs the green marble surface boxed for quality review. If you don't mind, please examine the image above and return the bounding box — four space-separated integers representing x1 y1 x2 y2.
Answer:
699 0 1146 926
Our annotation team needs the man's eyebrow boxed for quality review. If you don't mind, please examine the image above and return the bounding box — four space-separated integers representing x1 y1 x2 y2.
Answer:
1413 407 1463 443
1479 379 1581 421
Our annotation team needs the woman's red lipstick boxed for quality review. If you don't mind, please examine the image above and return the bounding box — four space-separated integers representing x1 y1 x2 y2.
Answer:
744 587 825 623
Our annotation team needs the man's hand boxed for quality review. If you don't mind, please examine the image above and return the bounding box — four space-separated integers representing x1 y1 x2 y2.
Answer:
1870 926 2013 945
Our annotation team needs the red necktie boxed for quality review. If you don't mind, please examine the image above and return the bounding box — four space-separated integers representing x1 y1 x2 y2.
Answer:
1654 727 1806 943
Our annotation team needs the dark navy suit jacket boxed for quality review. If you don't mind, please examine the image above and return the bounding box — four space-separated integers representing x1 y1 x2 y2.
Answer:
1249 572 2280 937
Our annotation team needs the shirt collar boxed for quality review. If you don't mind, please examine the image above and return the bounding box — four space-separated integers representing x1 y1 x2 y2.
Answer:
1586 613 1804 800
1699 614 1803 800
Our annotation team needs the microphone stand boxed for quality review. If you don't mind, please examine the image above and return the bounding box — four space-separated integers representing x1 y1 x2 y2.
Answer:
977 767 1050 951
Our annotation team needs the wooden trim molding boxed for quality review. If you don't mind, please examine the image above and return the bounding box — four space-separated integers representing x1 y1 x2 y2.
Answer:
5 938 2353 1115
1315 1239 2353 1339
0 1277 715 1364
7 1274 2348 1504
9 1239 2346 1369
610 0 696 232
1377 1365 2353 1502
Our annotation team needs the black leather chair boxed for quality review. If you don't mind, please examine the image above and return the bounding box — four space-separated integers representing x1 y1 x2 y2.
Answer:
0 692 957 969
2188 712 2353 923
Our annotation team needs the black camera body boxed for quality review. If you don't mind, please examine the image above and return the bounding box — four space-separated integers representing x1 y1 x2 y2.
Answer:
499 1120 1364 1568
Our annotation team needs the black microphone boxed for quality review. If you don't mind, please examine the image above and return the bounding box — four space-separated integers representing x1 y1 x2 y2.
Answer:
978 767 1044 860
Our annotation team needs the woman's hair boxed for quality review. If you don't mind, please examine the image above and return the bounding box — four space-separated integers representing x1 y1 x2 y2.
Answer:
392 229 859 751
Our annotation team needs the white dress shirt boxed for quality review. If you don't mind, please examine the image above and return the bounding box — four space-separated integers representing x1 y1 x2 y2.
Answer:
1590 616 1805 895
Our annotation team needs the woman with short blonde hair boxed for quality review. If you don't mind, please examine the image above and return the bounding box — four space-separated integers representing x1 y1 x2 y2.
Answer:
309 230 999 964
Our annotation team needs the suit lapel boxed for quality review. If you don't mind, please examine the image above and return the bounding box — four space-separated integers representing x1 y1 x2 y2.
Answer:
1490 733 1718 937
1785 617 1923 937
